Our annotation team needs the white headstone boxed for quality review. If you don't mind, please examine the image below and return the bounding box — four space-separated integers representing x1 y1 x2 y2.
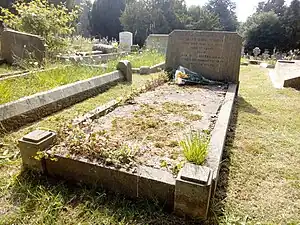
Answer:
119 31 133 52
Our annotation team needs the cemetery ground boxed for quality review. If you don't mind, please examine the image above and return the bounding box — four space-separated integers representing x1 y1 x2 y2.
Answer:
0 51 164 104
0 65 299 224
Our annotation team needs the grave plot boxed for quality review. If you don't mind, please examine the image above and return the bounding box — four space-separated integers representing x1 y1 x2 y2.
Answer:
19 80 237 220
269 60 300 89
51 83 227 176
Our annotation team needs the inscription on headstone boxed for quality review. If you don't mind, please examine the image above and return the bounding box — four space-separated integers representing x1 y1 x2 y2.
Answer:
166 30 242 83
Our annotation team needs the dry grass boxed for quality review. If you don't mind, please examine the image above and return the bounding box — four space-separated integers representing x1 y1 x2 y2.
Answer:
213 65 300 224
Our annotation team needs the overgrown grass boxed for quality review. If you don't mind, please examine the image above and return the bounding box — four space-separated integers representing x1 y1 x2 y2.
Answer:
180 132 208 165
0 65 109 104
124 50 165 68
0 64 19 74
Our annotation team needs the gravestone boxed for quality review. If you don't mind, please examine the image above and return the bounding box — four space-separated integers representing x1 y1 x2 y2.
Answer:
119 31 133 52
273 60 300 89
165 30 242 83
1 29 46 64
146 34 169 54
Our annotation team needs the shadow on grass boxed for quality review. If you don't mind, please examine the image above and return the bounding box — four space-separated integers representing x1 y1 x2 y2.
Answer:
6 169 204 225
238 96 261 115
207 96 240 224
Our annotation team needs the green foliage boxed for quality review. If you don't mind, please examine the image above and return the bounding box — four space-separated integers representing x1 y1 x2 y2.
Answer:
205 0 238 31
120 0 185 46
186 6 221 30
180 132 209 165
0 0 79 54
240 11 286 51
90 0 125 39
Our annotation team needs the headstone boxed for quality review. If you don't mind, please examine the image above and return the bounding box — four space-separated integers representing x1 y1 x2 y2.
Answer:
1 29 46 65
146 34 169 54
274 60 300 89
165 30 242 83
119 31 133 52
253 47 261 59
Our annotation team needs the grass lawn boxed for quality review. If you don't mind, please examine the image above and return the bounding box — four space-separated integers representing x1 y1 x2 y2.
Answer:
0 66 299 224
0 52 165 105
124 51 165 68
0 65 108 104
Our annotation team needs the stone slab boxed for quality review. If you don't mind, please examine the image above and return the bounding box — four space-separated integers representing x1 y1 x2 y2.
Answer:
146 34 169 54
23 130 53 143
166 30 242 83
1 29 46 64
205 84 237 194
138 166 175 209
283 76 300 89
0 70 123 131
180 163 211 185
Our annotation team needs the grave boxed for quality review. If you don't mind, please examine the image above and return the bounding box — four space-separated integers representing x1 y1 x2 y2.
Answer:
1 29 46 64
269 60 300 89
119 31 133 52
165 30 242 83
146 34 169 54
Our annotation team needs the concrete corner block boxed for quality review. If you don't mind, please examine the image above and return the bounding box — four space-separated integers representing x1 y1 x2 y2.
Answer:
140 66 151 75
18 130 56 172
117 60 132 82
174 163 213 219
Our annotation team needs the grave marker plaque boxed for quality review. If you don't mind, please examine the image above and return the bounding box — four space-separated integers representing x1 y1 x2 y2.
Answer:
166 30 242 83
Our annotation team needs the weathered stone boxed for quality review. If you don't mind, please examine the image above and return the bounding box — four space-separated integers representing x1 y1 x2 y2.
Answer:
45 155 138 198
19 130 56 172
140 66 151 75
283 76 300 89
119 32 133 52
117 60 132 82
92 43 116 54
1 29 46 65
150 62 165 73
249 60 260 65
166 30 242 83
205 84 237 195
146 34 169 54
138 166 175 209
174 163 213 219
131 45 139 52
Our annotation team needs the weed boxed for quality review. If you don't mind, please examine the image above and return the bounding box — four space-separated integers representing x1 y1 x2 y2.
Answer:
180 132 209 165
160 160 168 168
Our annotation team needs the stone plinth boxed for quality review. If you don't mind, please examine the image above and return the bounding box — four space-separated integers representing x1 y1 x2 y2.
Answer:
18 130 56 172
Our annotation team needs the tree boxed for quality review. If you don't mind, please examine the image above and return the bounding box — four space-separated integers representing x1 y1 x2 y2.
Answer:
240 11 286 51
205 0 238 31
120 0 151 45
256 0 286 17
76 0 92 37
283 0 300 49
120 0 185 45
90 0 125 39
0 0 79 53
186 5 221 30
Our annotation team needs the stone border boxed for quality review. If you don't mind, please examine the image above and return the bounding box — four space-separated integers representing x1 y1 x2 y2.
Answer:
132 62 165 74
57 52 127 64
205 84 237 193
0 69 128 132
18 83 237 220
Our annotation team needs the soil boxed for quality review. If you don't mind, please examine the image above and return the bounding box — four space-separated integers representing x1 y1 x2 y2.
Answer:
51 83 227 176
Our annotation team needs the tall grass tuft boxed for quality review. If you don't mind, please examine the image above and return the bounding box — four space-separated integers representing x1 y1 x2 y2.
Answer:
180 132 209 165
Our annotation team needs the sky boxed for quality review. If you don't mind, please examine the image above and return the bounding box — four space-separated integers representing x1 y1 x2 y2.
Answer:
187 0 293 22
